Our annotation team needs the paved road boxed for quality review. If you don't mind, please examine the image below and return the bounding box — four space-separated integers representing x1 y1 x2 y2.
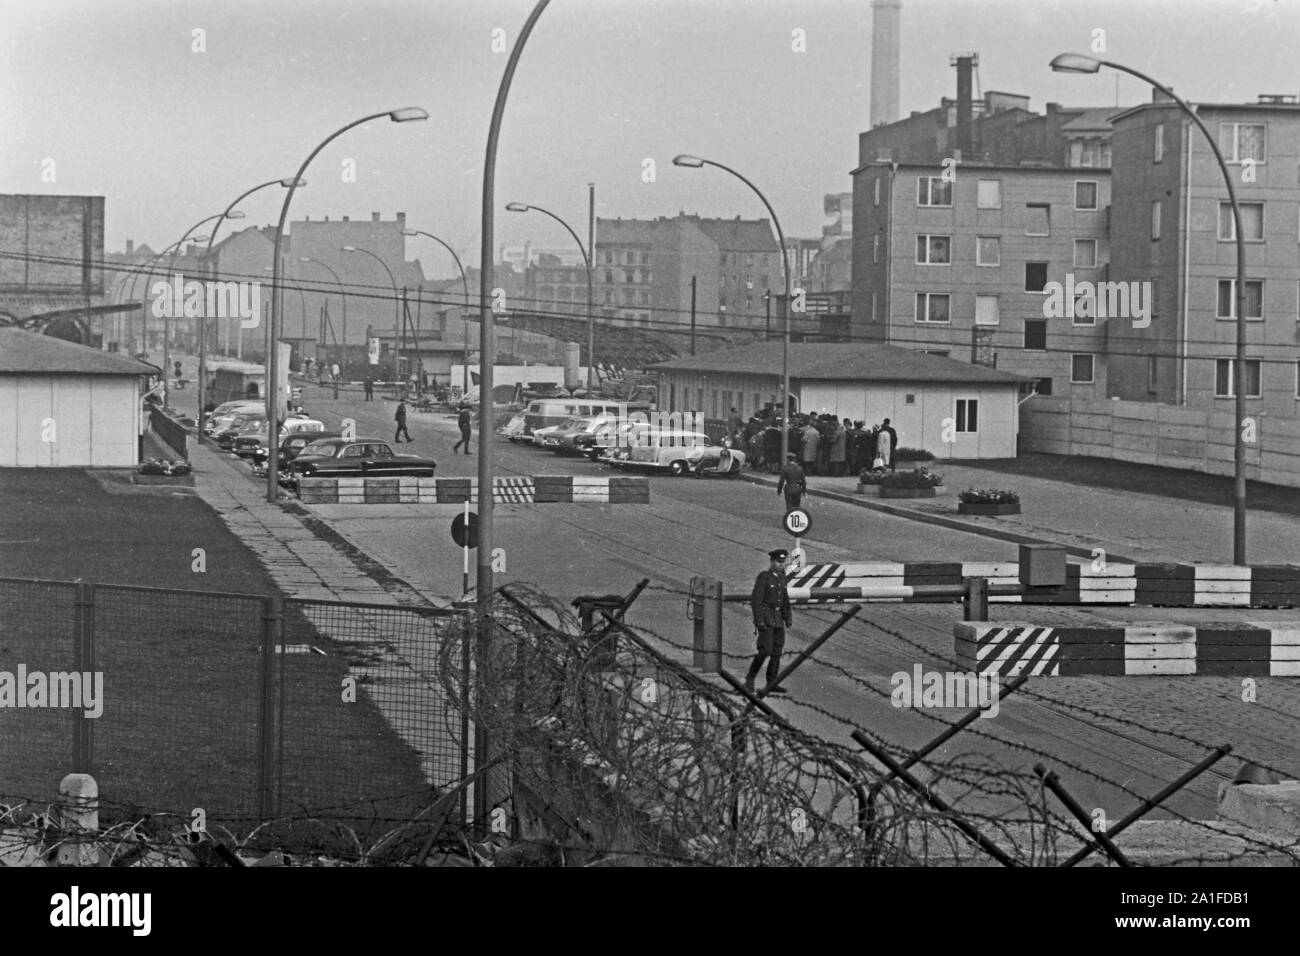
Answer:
180 373 1300 838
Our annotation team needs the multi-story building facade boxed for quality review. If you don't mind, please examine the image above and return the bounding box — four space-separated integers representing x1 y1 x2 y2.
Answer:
688 215 782 329
853 160 1113 397
1107 97 1300 421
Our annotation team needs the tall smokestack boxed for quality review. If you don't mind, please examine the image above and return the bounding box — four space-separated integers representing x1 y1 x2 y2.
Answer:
954 53 976 158
870 0 902 128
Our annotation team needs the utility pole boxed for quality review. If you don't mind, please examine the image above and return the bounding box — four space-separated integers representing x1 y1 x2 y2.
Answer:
587 182 595 393
690 276 697 356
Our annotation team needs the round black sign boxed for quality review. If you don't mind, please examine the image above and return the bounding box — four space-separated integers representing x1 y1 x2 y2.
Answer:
451 511 479 548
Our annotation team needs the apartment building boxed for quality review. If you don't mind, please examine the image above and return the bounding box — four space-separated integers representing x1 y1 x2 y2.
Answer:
853 160 1113 396
1106 97 1300 420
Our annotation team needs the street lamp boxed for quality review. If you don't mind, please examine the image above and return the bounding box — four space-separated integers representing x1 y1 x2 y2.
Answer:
403 228 471 396
506 198 595 393
158 214 228 408
341 245 403 389
1050 53 1249 564
673 153 793 471
197 178 303 435
300 256 347 372
265 107 428 502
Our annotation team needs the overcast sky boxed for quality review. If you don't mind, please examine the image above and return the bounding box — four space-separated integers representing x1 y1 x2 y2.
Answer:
3 0 1297 277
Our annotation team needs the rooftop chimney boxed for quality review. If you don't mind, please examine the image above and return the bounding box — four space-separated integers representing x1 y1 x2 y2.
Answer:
870 0 902 128
372 212 380 222
125 239 134 255
342 216 349 222
952 53 977 158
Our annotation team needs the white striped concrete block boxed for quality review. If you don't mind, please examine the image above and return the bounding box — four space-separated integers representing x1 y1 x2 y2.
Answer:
1126 659 1197 676
1271 661 1300 676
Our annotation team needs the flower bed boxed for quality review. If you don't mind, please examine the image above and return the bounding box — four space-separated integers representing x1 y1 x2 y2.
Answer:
893 447 935 462
957 488 1020 515
858 467 944 497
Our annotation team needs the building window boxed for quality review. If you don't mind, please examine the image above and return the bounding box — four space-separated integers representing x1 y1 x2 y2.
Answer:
1151 201 1162 240
1217 279 1264 320
955 399 978 432
1034 377 1053 396
975 236 1000 266
1075 181 1099 210
977 179 1001 209
760 254 769 268
975 294 999 325
1025 262 1048 293
1024 320 1047 350
873 178 881 206
1154 124 1164 163
1219 202 1265 242
641 252 650 265
916 235 952 264
1215 358 1262 397
1071 141 1111 168
914 292 951 323
1071 354 1096 384
1025 204 1050 236
1219 123 1267 164
1074 239 1098 268
904 394 915 405
917 177 953 207
1148 356 1159 394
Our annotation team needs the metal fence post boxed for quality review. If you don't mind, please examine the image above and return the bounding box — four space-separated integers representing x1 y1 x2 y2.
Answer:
72 579 95 773
259 595 283 821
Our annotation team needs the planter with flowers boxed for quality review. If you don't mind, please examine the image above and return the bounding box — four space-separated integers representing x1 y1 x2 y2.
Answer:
957 489 1020 515
133 458 194 485
862 467 945 499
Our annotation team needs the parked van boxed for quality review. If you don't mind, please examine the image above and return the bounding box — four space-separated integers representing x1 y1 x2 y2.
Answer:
521 400 653 441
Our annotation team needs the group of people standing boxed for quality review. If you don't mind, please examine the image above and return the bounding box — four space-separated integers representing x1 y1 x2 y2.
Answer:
740 410 899 476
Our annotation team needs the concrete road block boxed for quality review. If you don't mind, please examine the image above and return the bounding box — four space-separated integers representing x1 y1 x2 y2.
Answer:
1218 780 1300 835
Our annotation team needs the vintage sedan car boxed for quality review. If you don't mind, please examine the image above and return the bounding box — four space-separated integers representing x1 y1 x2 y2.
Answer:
282 437 437 487
204 401 263 436
233 418 325 458
217 413 268 449
250 431 343 471
537 415 617 455
498 412 527 442
606 430 744 477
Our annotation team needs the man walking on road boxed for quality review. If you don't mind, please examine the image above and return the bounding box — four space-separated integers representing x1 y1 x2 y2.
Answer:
746 548 792 695
364 375 374 401
452 405 473 454
776 453 806 513
394 399 412 443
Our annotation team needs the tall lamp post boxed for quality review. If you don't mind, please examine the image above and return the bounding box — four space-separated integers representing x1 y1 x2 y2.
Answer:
198 178 302 435
403 228 471 395
673 154 793 470
159 215 228 407
342 245 403 386
300 257 348 371
1050 53 1249 564
265 107 429 503
505 199 594 393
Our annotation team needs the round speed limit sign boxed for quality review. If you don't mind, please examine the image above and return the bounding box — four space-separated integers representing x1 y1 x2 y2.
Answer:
783 507 812 537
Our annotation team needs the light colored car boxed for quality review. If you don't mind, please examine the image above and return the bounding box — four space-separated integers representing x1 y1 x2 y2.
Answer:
606 429 745 477
233 418 325 457
498 412 527 442
538 415 618 454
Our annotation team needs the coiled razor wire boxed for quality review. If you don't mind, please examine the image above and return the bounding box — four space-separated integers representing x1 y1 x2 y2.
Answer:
433 584 1079 867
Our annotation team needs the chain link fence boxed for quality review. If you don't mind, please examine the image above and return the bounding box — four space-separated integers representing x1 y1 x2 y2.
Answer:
0 576 469 844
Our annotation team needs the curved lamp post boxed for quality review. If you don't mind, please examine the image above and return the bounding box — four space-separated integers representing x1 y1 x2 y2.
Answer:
155 215 227 407
673 154 792 470
403 228 471 395
1050 53 1248 564
197 178 303 435
265 107 429 502
505 199 595 393
300 256 347 370
342 245 403 388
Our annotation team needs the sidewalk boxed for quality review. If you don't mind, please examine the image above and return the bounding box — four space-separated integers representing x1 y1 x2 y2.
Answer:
188 440 449 607
745 461 1300 566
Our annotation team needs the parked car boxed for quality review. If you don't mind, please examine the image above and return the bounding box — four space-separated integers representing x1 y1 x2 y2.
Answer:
498 412 527 442
283 437 437 487
204 401 263 436
588 420 651 461
606 429 744 477
250 431 343 470
537 415 618 454
521 399 652 442
233 418 326 458
217 413 268 449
